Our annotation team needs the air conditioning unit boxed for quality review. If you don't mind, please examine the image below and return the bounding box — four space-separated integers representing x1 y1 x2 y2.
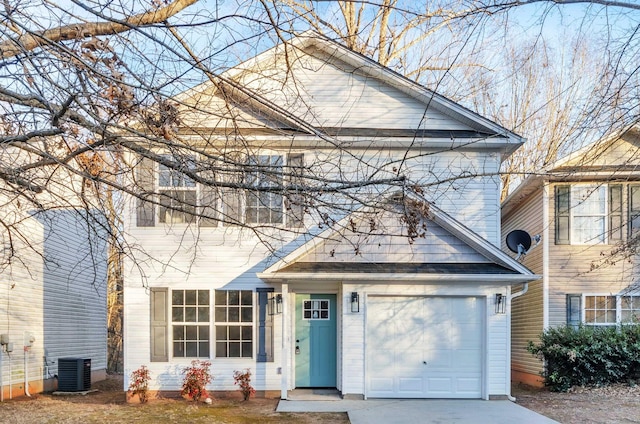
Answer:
58 358 91 391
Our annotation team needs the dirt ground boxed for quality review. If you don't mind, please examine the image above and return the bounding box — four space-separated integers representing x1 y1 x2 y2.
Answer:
0 375 348 424
2 375 640 424
512 382 640 424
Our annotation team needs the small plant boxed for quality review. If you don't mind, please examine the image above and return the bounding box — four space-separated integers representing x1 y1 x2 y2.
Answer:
128 365 151 403
181 360 212 402
233 368 256 401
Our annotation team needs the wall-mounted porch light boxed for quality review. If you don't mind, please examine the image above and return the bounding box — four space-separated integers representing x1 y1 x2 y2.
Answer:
269 294 283 315
351 292 360 313
495 293 505 314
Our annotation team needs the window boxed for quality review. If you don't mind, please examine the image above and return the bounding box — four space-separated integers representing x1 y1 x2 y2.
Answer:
568 294 640 326
158 157 196 224
621 296 640 323
555 184 625 245
136 153 304 228
172 290 210 358
303 299 330 320
246 155 283 224
584 295 616 325
215 290 253 358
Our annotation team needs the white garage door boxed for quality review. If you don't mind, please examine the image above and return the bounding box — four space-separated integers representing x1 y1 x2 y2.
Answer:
366 296 483 398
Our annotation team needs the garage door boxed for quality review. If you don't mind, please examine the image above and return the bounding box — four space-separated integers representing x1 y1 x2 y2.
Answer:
366 296 483 398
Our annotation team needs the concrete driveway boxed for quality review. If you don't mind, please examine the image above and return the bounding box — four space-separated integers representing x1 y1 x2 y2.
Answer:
277 399 559 424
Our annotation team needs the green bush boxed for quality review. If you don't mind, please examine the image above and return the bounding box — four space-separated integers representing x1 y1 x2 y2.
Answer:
527 324 640 392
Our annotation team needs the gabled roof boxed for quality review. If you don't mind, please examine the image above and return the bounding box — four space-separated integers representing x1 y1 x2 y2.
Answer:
174 31 524 156
258 192 538 284
502 123 640 216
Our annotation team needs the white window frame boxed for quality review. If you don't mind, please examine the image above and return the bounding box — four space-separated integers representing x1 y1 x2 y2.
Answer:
214 290 255 358
582 294 640 326
170 289 211 358
158 156 197 224
570 184 608 245
245 154 284 225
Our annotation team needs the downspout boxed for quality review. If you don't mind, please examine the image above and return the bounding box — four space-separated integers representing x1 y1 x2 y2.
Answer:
0 348 3 402
24 347 30 397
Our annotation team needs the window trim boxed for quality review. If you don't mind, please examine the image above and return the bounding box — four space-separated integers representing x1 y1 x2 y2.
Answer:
214 290 255 359
555 183 630 245
579 293 640 326
170 289 211 359
157 156 197 225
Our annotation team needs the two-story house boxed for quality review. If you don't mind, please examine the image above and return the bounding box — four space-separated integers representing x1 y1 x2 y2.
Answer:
122 32 537 400
0 161 108 398
502 124 640 386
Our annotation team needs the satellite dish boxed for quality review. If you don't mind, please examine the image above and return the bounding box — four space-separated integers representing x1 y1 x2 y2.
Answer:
506 230 532 253
506 230 541 260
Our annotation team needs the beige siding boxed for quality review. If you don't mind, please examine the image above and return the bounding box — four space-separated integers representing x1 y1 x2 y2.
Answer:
547 182 638 327
502 187 545 379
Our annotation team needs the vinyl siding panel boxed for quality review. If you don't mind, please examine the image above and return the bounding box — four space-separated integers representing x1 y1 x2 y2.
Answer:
0 210 107 391
502 187 545 379
547 182 638 327
234 48 476 131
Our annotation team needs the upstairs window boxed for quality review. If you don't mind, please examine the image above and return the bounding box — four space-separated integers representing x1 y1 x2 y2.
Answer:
555 184 623 245
158 157 196 224
136 153 304 228
245 155 284 224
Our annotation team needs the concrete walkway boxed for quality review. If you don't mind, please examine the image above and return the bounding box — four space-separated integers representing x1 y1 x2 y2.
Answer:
277 399 559 424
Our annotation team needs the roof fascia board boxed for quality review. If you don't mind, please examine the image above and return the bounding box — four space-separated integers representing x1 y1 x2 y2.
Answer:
256 272 541 284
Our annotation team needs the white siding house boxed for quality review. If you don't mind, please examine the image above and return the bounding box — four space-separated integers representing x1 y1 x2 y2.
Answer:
122 32 537 400
0 207 108 399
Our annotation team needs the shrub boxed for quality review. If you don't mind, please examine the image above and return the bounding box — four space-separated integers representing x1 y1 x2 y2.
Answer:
233 368 256 401
527 324 640 392
181 360 212 402
128 365 151 403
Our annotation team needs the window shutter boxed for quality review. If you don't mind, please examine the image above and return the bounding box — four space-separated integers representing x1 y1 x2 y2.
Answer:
150 288 168 362
286 153 304 228
136 157 155 227
609 184 622 242
256 288 274 362
555 185 570 244
629 184 640 238
566 294 582 329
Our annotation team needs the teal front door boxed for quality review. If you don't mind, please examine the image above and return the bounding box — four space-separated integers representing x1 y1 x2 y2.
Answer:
295 294 337 387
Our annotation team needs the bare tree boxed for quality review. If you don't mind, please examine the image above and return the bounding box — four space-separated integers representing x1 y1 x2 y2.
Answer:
0 0 639 368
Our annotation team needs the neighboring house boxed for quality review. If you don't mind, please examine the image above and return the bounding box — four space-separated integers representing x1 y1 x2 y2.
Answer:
502 125 640 386
0 207 108 398
122 32 538 400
